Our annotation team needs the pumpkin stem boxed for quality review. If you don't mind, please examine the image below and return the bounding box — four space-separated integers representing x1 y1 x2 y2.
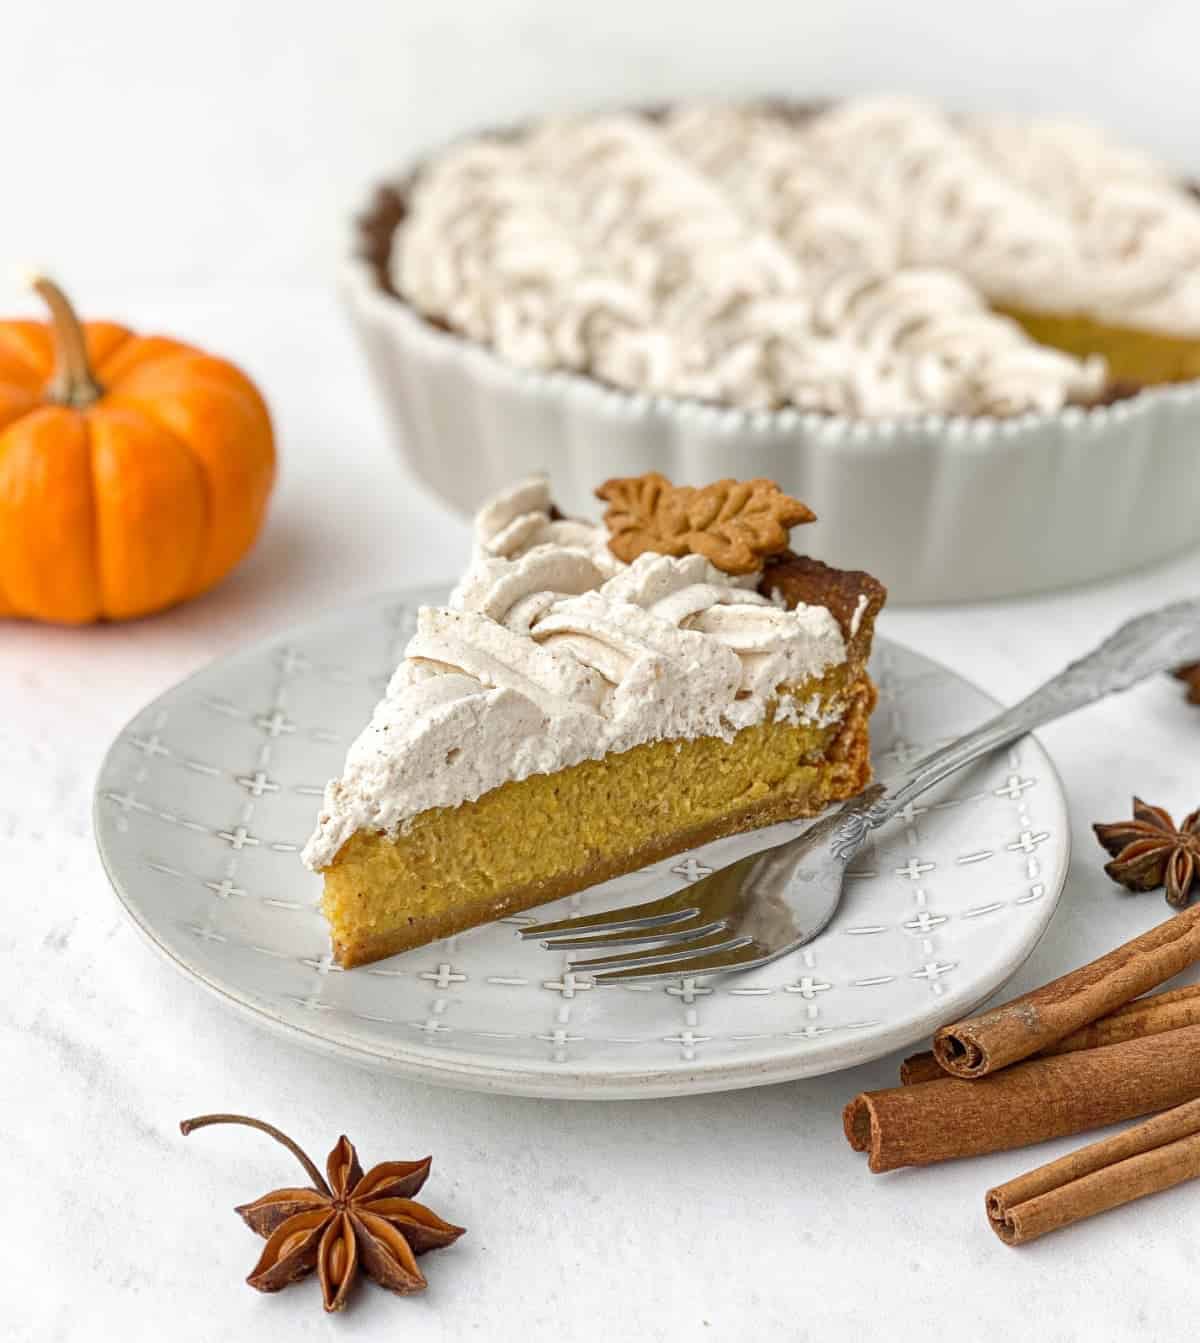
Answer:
30 273 104 409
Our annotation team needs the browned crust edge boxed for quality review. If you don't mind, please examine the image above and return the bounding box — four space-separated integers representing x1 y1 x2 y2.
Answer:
758 551 886 664
330 674 877 967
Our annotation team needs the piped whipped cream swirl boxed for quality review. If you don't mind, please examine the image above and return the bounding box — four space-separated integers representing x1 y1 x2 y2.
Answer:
303 477 847 868
805 97 1200 334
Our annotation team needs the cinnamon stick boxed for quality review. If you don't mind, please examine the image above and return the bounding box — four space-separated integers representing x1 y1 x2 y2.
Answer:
986 1099 1200 1245
932 906 1200 1078
898 1052 948 1086
901 984 1200 1085
845 1024 1200 1173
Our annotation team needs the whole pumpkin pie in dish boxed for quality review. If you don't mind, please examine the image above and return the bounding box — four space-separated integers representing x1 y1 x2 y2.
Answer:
372 95 1200 416
348 95 1200 605
302 474 884 967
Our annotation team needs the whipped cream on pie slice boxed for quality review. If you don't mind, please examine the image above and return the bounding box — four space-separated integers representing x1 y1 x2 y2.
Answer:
393 95 1200 416
302 477 847 869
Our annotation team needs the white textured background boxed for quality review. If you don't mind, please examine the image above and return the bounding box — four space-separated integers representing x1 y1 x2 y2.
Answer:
2 0 1200 293
4 3 1200 1341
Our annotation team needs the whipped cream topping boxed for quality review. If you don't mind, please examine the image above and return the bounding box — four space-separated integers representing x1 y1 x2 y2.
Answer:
805 97 1200 336
303 477 848 869
392 95 1200 416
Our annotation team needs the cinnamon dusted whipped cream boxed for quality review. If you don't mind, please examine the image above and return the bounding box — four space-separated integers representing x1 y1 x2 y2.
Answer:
302 477 847 869
392 96 1200 417
800 98 1200 336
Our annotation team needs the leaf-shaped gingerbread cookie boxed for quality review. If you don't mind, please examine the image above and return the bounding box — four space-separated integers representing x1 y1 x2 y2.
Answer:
595 472 815 575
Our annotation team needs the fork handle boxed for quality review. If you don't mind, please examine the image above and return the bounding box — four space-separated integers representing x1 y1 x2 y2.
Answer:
835 598 1200 854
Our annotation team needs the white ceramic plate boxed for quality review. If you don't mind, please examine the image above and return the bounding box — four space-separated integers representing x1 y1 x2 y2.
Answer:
95 587 1069 1099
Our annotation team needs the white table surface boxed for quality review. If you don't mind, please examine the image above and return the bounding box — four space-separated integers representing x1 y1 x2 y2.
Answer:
4 284 1199 1342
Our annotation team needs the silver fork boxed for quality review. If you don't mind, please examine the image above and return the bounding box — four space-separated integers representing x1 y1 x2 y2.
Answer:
518 599 1200 985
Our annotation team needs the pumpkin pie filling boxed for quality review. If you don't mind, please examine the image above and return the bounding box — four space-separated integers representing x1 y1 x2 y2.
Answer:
304 475 885 968
994 306 1200 390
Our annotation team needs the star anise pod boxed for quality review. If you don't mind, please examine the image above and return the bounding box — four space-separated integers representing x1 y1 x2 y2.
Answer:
1093 797 1200 908
1175 664 1200 705
595 472 815 575
180 1113 464 1312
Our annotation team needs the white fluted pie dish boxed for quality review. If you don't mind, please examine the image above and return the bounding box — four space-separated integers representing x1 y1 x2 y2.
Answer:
345 251 1200 604
347 93 1200 602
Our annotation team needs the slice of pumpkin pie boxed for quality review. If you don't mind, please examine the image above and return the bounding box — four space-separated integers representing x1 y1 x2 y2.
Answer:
302 473 885 967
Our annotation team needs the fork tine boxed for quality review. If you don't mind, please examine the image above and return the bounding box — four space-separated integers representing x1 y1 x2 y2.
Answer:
519 890 702 941
589 940 771 985
527 917 726 952
565 928 747 975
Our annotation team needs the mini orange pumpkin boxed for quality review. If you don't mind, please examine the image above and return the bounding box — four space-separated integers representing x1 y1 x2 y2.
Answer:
0 276 275 623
